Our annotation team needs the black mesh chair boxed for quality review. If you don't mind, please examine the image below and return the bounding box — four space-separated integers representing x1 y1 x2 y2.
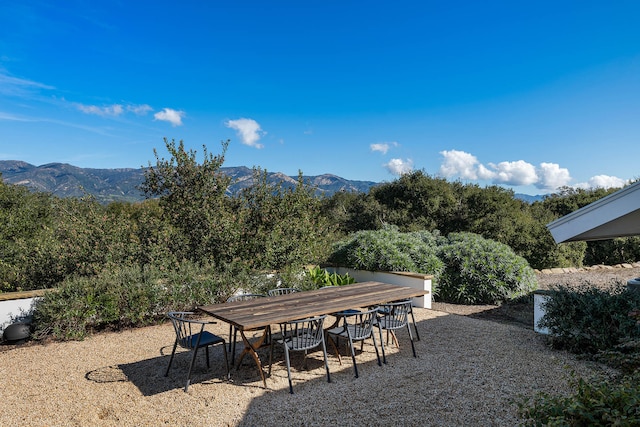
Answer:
375 301 417 364
165 311 230 392
226 293 267 358
326 307 382 378
268 315 331 394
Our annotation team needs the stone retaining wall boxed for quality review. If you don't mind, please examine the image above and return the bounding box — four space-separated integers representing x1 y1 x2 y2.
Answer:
537 261 640 274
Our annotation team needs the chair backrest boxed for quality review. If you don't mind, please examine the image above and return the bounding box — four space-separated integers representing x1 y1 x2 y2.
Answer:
377 301 411 330
268 287 299 296
344 307 378 340
283 315 326 351
227 293 266 302
167 311 206 350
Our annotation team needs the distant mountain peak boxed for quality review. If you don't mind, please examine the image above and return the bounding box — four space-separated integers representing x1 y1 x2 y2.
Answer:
0 161 378 203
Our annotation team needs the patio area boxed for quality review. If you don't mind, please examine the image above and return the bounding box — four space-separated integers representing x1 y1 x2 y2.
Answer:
0 307 606 426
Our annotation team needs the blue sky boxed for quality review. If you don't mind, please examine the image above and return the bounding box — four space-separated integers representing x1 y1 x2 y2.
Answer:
1 1 639 195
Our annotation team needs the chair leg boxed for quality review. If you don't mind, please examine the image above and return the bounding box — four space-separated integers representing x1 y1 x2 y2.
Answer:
410 309 420 341
377 327 387 365
321 338 331 384
165 340 178 376
370 330 383 367
284 345 294 394
205 346 211 368
185 347 200 392
407 324 417 358
228 325 233 352
348 337 359 378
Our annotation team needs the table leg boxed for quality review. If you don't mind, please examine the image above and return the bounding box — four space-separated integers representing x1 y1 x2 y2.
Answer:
236 326 270 388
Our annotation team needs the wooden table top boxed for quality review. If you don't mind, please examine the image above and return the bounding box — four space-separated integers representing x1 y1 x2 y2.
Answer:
198 281 428 330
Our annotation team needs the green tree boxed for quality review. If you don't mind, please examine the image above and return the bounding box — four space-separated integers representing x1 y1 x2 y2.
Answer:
320 190 383 235
0 178 55 291
370 171 462 232
234 168 333 270
140 138 239 264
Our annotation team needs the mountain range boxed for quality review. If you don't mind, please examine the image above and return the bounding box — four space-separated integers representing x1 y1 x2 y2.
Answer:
0 160 544 204
0 160 378 203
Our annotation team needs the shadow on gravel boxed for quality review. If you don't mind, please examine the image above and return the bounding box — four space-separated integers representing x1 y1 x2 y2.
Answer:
467 299 534 329
86 344 232 395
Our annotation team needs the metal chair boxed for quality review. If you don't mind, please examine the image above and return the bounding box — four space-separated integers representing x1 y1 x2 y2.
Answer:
267 287 299 296
268 315 331 394
165 311 230 392
377 298 421 341
375 301 417 364
326 307 382 378
226 293 267 357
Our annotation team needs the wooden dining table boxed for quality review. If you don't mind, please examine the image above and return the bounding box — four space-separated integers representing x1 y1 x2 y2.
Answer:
198 281 429 387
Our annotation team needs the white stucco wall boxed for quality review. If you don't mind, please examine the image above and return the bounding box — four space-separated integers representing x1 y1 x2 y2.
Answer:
326 267 432 309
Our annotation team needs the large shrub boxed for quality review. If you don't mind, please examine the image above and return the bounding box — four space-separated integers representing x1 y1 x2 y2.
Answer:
436 232 537 304
328 226 445 279
31 262 246 340
538 282 640 355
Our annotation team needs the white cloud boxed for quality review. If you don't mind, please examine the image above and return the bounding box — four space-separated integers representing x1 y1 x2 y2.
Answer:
438 149 570 188
436 149 632 192
0 72 55 96
576 175 628 190
371 141 398 155
0 112 31 121
76 103 124 117
489 160 538 186
76 102 153 118
439 149 480 180
535 162 572 190
127 104 153 115
384 158 413 175
154 108 185 126
477 163 495 180
225 118 265 148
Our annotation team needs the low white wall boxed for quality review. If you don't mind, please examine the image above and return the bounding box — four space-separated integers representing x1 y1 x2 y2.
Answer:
326 267 432 309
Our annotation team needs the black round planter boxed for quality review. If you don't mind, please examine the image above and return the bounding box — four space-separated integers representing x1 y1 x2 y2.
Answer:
3 323 30 343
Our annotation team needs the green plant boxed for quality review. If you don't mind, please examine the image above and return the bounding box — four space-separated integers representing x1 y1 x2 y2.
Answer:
328 226 444 280
31 262 246 340
539 282 640 355
517 371 640 426
436 232 537 305
306 266 355 288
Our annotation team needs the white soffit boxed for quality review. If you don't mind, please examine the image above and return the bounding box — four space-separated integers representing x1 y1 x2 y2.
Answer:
547 180 640 243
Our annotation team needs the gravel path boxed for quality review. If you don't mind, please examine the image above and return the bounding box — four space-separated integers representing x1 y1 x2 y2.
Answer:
0 306 609 426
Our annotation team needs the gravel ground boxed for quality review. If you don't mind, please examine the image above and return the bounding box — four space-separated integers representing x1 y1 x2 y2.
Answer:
3 267 637 426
